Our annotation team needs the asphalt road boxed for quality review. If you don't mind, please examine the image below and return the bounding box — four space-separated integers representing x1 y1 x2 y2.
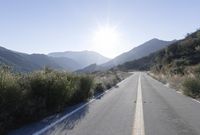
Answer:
41 73 138 135
142 73 200 135
10 72 200 135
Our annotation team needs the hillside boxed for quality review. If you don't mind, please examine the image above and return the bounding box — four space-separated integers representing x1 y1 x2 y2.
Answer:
48 50 110 68
50 57 81 71
102 38 175 68
0 46 38 71
118 30 200 98
26 54 81 71
76 63 105 73
0 46 80 72
118 30 200 73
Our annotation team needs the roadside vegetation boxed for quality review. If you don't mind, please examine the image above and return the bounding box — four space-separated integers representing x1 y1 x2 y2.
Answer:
119 29 200 72
182 65 200 98
150 30 200 98
148 30 200 99
118 29 200 99
92 69 131 94
0 65 129 134
149 65 200 98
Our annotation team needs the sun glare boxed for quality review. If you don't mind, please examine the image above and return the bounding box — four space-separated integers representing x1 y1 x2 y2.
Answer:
92 25 120 58
94 26 118 46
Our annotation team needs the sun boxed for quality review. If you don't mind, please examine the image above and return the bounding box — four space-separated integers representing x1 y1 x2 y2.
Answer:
92 24 120 58
93 25 118 46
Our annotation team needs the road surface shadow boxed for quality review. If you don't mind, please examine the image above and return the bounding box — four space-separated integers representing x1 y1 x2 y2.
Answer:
8 103 89 135
8 88 112 135
43 106 88 135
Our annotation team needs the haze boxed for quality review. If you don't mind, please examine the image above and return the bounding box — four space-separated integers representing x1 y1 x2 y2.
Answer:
0 0 200 58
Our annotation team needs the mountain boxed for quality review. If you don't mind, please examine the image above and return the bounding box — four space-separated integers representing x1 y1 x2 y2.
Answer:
76 63 105 73
48 50 110 68
0 46 80 72
50 57 81 71
26 54 81 71
0 38 176 72
118 30 200 72
0 46 37 71
102 38 176 68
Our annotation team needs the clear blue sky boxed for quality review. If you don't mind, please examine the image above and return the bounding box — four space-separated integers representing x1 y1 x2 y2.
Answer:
0 0 200 58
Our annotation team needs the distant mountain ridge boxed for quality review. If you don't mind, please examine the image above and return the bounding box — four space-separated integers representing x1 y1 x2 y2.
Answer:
0 46 81 71
102 38 176 68
48 50 110 68
118 30 200 72
0 46 38 71
0 46 110 72
76 38 176 73
0 38 176 72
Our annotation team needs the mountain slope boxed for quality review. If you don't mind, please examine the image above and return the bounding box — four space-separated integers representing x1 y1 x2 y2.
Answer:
76 63 105 73
118 30 200 72
26 54 81 71
48 50 110 68
0 46 38 71
0 46 80 72
102 38 175 68
50 57 81 71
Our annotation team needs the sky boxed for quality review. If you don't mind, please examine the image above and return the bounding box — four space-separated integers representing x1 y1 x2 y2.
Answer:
0 0 200 58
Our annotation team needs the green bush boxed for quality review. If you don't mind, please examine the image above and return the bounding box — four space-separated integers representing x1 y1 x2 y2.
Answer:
105 83 112 89
70 75 93 103
170 66 185 75
79 76 93 100
0 68 22 134
0 66 125 134
94 83 105 93
182 78 200 98
28 72 71 113
194 64 200 79
0 68 94 134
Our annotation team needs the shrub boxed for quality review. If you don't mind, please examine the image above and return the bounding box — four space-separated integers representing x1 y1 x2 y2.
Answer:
94 83 105 93
71 75 93 103
105 83 112 89
170 66 185 75
28 72 70 113
0 68 94 134
182 78 200 98
194 64 200 79
0 66 125 134
0 68 22 134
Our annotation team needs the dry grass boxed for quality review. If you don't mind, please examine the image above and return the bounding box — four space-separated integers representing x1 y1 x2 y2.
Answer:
92 70 131 94
149 64 200 96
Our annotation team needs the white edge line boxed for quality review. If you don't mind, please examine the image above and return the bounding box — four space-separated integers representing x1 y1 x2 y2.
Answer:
33 91 107 135
147 73 200 105
33 75 132 135
175 91 200 104
192 99 200 104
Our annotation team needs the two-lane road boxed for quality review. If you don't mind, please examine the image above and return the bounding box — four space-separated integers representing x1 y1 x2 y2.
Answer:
11 72 200 135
